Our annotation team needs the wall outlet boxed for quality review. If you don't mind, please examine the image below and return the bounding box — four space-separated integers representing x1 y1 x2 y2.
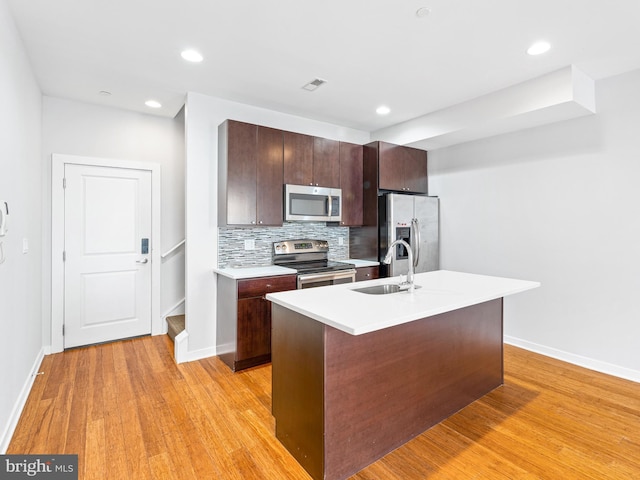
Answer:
244 239 255 250
22 238 29 254
338 237 344 246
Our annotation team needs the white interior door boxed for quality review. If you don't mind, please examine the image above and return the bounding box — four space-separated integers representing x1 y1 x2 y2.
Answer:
64 164 152 348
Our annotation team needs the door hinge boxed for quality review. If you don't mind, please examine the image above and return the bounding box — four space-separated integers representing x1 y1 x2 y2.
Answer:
62 324 65 336
63 177 66 189
62 251 66 262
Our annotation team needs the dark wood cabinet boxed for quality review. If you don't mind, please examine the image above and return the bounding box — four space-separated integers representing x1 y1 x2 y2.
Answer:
283 133 340 189
349 141 428 261
377 141 428 194
355 266 379 282
217 274 297 371
256 126 285 225
313 137 340 188
283 131 314 186
338 141 363 226
218 120 284 226
236 296 270 361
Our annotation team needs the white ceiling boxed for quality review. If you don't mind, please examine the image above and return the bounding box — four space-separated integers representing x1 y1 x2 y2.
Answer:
7 0 640 132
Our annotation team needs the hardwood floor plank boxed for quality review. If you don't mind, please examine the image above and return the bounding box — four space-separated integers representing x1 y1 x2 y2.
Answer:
148 452 178 479
5 370 49 453
118 398 154 478
84 418 105 480
7 336 640 479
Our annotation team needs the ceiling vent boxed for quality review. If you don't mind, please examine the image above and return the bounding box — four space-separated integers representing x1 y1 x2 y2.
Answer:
302 78 327 91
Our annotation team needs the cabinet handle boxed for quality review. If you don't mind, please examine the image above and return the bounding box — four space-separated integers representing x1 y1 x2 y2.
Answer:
251 221 256 224
259 220 263 224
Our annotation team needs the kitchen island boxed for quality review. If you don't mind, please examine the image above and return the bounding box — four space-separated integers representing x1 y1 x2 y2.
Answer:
266 270 539 480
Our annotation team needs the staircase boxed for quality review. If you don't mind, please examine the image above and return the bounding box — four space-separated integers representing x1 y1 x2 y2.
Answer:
167 314 185 342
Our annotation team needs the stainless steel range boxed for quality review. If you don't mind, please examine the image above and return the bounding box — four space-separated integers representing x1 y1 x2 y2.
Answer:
273 239 356 289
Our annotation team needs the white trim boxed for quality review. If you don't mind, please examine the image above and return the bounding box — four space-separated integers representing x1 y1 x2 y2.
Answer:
0 348 45 453
51 153 162 353
162 297 185 318
505 335 640 384
161 239 185 259
173 331 217 364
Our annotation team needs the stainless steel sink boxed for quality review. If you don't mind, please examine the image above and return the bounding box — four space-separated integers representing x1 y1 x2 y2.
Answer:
352 284 421 295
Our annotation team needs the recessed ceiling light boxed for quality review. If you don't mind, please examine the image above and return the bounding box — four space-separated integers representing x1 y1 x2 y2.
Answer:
145 100 162 109
98 90 112 96
376 105 391 115
181 49 204 63
416 7 431 18
527 41 551 56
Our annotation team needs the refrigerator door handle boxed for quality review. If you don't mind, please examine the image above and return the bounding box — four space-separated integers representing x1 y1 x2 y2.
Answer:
411 218 421 267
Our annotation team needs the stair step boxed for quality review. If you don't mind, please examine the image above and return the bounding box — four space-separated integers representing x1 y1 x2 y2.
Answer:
167 314 185 342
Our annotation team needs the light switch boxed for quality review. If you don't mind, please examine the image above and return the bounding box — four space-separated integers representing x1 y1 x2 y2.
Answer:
22 238 29 254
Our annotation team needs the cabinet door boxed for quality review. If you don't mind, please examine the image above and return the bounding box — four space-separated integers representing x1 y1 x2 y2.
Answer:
237 275 297 299
226 121 257 224
378 141 428 193
339 142 363 226
378 142 406 191
256 126 284 225
283 131 313 186
313 137 340 188
236 297 271 362
356 266 379 282
402 147 428 194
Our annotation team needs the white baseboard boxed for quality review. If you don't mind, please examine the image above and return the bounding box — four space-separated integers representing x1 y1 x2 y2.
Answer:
504 336 640 383
0 348 46 453
173 330 217 364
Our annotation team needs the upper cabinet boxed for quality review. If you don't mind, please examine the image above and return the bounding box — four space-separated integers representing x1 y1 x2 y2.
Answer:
338 141 363 226
283 132 340 188
219 120 284 226
377 141 428 194
283 131 313 186
313 138 340 188
219 119 372 228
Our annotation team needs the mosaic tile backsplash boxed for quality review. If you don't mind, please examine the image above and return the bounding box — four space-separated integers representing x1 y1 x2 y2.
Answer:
218 223 350 267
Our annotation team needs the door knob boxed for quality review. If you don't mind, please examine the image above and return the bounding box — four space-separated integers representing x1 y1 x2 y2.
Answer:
136 258 149 264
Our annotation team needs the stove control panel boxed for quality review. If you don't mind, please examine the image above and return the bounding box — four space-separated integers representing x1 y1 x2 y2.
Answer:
273 239 329 256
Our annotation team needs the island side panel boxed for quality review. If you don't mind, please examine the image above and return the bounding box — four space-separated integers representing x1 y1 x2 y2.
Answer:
271 304 325 480
323 298 504 480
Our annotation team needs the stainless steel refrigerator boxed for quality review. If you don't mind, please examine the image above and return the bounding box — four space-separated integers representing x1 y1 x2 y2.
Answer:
379 194 439 277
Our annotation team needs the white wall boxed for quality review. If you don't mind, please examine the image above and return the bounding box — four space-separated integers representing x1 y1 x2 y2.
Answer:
0 0 44 451
184 92 369 360
41 97 185 346
429 68 640 381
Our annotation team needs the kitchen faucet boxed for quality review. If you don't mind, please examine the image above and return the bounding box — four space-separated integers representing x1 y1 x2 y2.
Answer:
383 239 415 292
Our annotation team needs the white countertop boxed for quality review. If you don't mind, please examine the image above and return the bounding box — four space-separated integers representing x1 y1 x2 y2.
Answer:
214 265 297 279
340 259 380 268
214 258 378 279
266 270 540 335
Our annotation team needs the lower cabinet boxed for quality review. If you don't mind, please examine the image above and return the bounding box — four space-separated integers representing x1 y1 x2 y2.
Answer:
355 266 379 282
217 274 297 371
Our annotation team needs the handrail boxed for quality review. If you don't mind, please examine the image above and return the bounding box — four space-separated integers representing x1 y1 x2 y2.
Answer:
161 239 185 259
162 297 185 318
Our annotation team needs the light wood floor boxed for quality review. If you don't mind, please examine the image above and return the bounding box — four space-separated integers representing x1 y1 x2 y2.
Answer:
8 335 640 479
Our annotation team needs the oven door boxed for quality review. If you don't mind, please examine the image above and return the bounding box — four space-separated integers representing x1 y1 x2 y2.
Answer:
297 269 356 289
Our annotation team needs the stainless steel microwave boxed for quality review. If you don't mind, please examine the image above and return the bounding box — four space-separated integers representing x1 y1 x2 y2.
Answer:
284 184 342 222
